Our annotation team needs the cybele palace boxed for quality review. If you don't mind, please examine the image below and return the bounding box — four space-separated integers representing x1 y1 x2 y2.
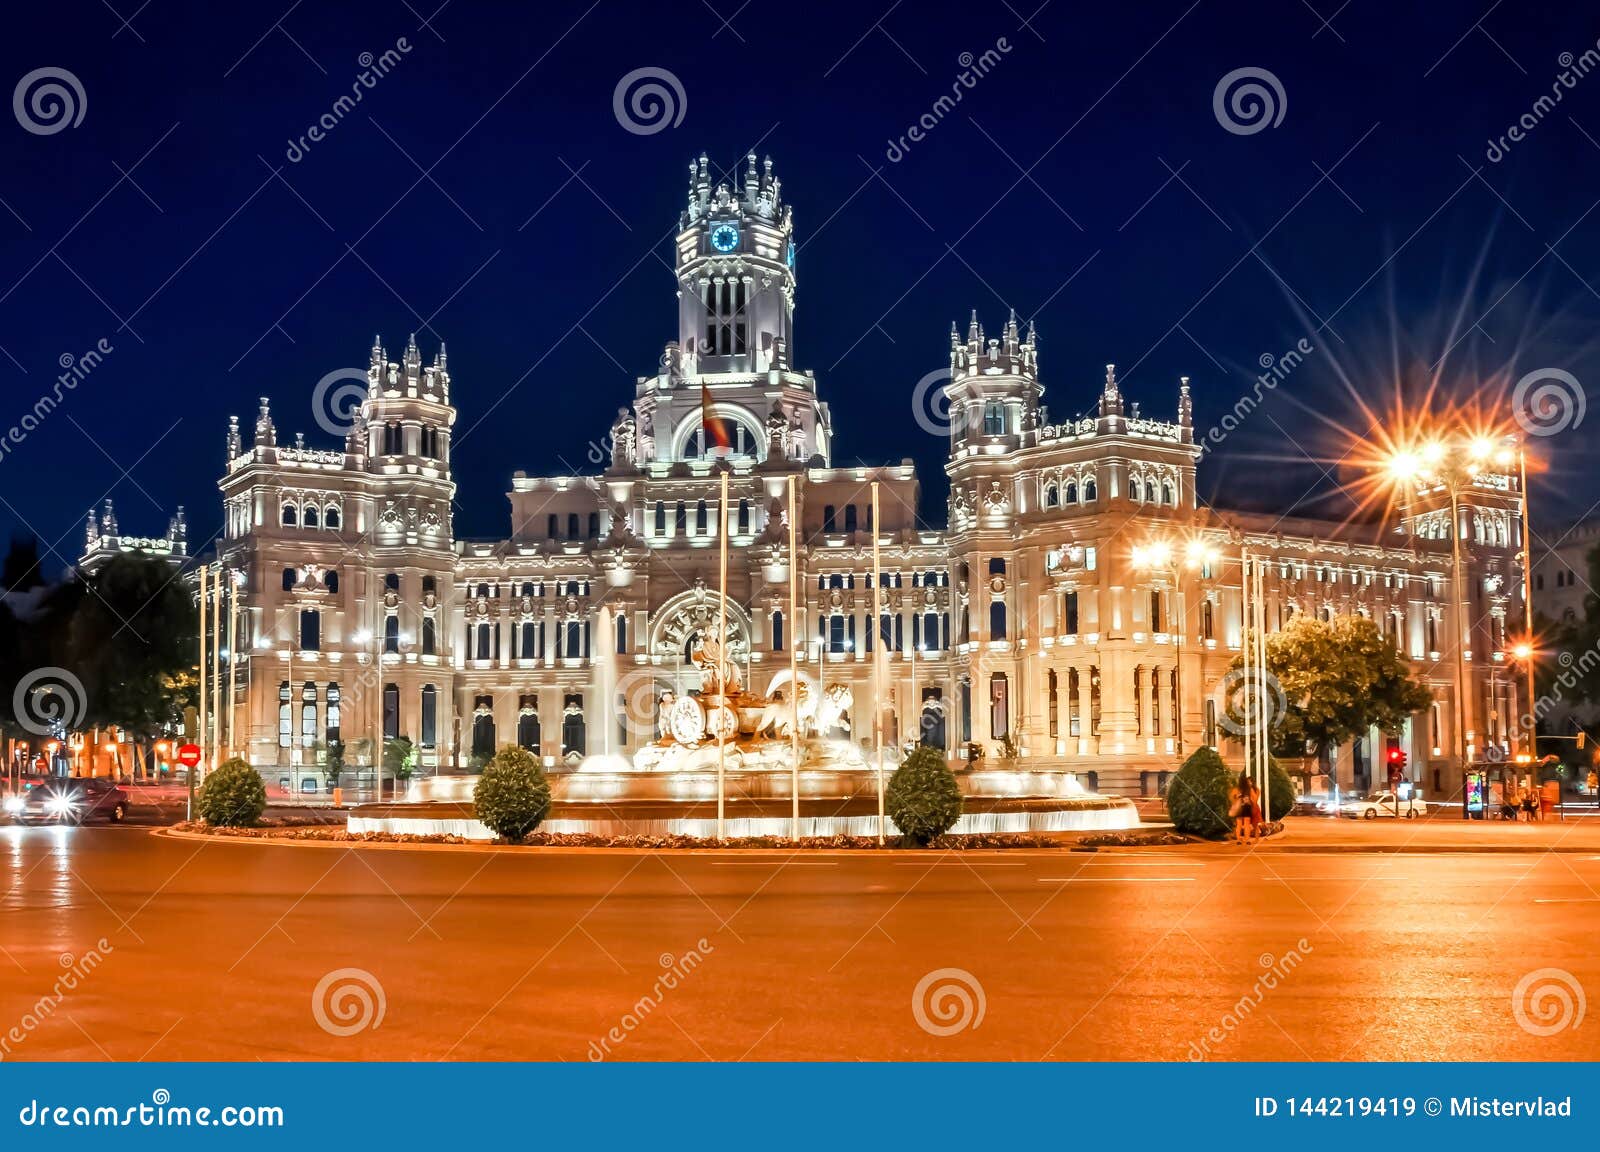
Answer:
199 153 1528 798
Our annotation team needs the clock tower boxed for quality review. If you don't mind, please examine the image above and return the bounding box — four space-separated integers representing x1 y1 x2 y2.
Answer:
675 152 796 376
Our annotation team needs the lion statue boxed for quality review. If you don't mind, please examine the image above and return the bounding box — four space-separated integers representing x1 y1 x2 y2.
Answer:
755 672 852 739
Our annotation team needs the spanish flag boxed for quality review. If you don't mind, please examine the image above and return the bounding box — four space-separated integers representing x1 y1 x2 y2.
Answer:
700 382 732 452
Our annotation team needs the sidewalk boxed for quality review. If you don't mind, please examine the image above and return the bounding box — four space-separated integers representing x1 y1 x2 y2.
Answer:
1246 815 1600 853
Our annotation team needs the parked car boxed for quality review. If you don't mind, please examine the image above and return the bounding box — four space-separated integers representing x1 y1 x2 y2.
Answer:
1338 790 1427 819
4 778 130 825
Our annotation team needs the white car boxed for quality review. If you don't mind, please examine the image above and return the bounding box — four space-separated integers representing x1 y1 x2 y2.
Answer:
1339 791 1427 819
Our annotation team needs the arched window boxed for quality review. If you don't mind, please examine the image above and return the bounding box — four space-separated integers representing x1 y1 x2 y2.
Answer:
615 614 628 654
1064 481 1078 504
588 512 600 539
771 609 785 651
471 697 495 760
567 513 580 539
1045 484 1059 508
1083 478 1097 501
654 502 666 536
277 682 291 748
325 505 341 530
561 697 586 759
303 504 319 529
548 514 560 539
281 503 297 527
844 505 858 533
517 701 540 752
823 505 836 533
385 572 400 592
1162 480 1176 506
325 683 341 745
1201 599 1214 640
1130 477 1144 503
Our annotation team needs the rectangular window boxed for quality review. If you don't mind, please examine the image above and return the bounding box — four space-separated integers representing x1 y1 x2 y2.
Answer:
299 609 320 652
421 687 437 747
384 613 400 654
383 684 399 740
1064 591 1079 634
990 673 1009 740
421 616 436 656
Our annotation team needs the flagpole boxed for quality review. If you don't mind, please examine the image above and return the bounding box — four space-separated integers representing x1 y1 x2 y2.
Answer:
194 562 207 822
717 466 729 842
872 481 884 845
788 473 800 841
211 565 223 768
1255 554 1269 822
226 568 237 760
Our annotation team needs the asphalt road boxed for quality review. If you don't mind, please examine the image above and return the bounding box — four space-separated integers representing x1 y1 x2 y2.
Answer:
1 825 1597 1062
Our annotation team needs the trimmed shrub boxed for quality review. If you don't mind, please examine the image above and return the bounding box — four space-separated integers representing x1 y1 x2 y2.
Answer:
473 746 552 842
197 757 267 827
1166 746 1235 839
886 746 963 846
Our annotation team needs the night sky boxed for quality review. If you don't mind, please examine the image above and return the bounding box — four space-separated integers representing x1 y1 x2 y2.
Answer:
5 0 1600 573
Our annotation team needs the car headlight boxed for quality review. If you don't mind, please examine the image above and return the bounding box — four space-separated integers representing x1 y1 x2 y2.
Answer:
45 796 76 815
2 796 21 814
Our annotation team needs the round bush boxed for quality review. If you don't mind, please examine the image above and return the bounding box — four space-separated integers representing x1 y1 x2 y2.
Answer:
886 746 963 846
473 746 552 842
197 757 267 827
1166 746 1235 839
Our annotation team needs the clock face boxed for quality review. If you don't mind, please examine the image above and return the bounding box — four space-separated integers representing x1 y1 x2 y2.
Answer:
710 224 739 253
785 238 795 269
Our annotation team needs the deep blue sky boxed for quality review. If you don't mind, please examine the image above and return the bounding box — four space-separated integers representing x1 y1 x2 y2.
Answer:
4 0 1600 572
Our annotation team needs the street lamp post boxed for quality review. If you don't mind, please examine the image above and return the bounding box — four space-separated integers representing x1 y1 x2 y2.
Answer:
1384 433 1524 814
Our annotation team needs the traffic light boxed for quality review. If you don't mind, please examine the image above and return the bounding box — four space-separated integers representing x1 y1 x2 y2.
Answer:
1578 731 1586 751
1385 740 1407 782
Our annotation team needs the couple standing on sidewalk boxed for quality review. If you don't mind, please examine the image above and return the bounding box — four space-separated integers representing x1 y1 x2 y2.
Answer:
1228 774 1262 843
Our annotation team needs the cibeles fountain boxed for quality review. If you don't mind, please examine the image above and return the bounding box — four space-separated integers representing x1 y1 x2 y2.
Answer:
353 603 1141 840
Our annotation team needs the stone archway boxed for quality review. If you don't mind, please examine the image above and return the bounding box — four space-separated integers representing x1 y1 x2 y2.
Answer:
648 589 752 670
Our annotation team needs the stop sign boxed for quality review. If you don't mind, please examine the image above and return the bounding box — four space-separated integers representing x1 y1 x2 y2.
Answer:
176 743 202 768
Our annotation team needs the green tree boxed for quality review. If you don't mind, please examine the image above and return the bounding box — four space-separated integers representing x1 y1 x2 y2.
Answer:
1231 614 1433 765
325 740 345 790
384 735 418 780
886 745 963 846
473 746 552 842
66 555 196 776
